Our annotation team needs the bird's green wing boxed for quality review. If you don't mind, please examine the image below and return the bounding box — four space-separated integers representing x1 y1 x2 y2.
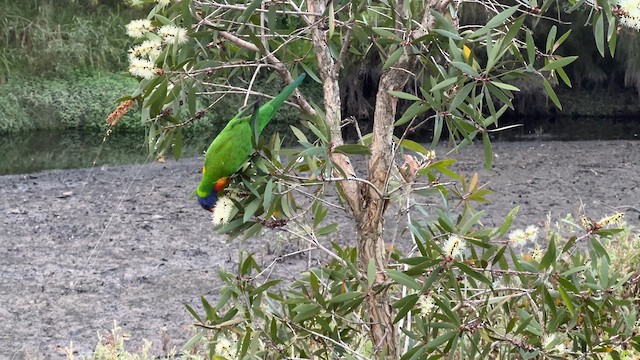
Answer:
196 74 306 197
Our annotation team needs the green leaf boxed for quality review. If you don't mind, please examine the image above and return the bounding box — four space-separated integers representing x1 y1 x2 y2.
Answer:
239 0 262 23
243 198 262 223
497 207 519 237
456 262 492 285
490 81 520 92
184 304 203 323
292 303 321 322
393 294 419 324
429 9 457 33
263 179 273 209
449 83 474 113
540 56 578 72
541 77 562 109
433 29 463 41
593 12 605 57
300 62 322 84
334 144 371 155
558 285 575 316
426 331 459 351
372 27 403 42
546 25 557 53
317 223 338 236
538 236 556 270
328 291 364 303
383 46 404 70
388 90 421 101
290 125 309 143
471 6 519 38
387 269 421 291
482 132 493 170
367 259 376 287
430 77 458 93
173 128 183 160
399 139 430 154
328 1 335 38
526 30 536 65
395 101 430 126
450 61 479 78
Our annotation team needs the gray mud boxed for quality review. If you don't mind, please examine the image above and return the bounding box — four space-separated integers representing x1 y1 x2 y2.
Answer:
1 140 639 358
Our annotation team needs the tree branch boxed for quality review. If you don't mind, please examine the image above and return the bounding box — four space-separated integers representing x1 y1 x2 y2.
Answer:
306 0 361 216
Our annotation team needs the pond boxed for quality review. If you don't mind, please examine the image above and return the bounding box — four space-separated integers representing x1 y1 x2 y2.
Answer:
0 117 638 175
0 129 208 176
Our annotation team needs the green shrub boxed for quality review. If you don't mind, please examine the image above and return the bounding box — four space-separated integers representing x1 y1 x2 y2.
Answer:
0 73 140 133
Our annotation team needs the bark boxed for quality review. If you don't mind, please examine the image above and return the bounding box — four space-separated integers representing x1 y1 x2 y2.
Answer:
305 0 453 357
306 0 360 214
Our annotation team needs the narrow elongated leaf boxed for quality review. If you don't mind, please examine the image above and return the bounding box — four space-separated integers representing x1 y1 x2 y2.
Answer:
490 81 520 92
540 56 578 72
450 61 479 78
593 12 605 57
387 269 421 291
328 1 335 38
538 236 556 270
334 144 371 155
243 198 262 223
546 25 557 53
558 285 575 316
328 292 363 303
482 132 493 170
449 83 474 112
426 331 459 351
430 77 458 93
388 90 421 101
383 46 404 70
526 30 535 65
542 77 562 109
399 139 430 154
395 101 430 126
239 0 262 23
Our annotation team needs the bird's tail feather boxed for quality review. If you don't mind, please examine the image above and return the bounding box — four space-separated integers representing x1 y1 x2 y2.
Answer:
258 74 306 132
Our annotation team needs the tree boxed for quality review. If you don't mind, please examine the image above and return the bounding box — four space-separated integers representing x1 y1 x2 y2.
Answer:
117 0 640 358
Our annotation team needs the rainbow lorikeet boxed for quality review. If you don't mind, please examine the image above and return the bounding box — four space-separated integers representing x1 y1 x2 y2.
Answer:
196 74 305 211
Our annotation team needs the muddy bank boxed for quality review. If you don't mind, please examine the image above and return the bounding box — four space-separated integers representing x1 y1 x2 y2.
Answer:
1 140 639 359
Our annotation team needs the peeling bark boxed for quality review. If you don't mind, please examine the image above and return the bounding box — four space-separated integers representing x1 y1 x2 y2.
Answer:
307 0 360 215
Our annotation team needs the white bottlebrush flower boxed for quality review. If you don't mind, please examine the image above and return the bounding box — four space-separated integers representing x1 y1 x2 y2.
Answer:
508 229 528 247
425 150 436 161
417 295 435 315
212 196 235 227
126 19 154 38
214 336 237 359
158 24 189 45
443 235 465 259
619 0 640 30
128 57 158 79
129 40 163 62
524 225 539 243
531 243 543 262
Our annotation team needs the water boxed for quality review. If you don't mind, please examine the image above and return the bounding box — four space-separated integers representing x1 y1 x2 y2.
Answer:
0 129 207 175
0 117 638 175
495 117 640 141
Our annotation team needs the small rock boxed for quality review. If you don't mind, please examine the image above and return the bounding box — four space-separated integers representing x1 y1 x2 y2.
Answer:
58 191 73 198
151 214 165 220
8 208 26 215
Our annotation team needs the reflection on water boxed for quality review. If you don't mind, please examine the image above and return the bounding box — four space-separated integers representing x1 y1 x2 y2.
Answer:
496 117 640 141
0 117 637 175
0 129 207 175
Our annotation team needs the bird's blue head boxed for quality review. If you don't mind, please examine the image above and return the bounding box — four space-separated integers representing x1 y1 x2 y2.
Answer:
197 191 218 211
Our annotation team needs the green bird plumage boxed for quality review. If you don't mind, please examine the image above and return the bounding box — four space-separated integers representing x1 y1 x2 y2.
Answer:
196 74 305 211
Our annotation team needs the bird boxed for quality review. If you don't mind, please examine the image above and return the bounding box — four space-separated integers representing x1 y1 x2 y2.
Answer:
196 74 305 211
